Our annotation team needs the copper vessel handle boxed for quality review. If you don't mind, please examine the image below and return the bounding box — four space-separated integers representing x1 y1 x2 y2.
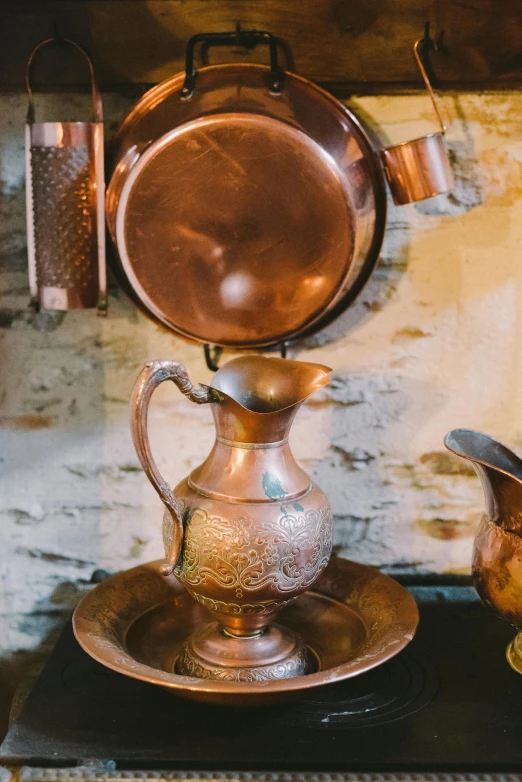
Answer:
181 28 283 99
413 38 447 133
26 37 103 125
130 361 215 574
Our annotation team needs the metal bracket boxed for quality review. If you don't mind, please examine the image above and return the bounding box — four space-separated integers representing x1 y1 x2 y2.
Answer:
418 21 447 90
203 342 289 372
203 344 224 372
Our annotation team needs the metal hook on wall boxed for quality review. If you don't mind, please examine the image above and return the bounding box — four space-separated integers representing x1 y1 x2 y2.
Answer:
52 21 62 43
417 21 448 88
203 342 289 372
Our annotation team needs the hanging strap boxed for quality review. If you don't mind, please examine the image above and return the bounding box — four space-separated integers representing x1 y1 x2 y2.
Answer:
26 37 103 125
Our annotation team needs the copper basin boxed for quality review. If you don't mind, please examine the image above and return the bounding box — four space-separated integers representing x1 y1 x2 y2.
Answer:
73 556 419 706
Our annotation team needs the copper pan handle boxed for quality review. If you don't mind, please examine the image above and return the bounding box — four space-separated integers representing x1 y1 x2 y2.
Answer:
181 28 283 99
130 361 216 575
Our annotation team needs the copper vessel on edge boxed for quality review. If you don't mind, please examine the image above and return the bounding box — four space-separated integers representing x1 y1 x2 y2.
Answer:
131 355 333 681
445 429 522 674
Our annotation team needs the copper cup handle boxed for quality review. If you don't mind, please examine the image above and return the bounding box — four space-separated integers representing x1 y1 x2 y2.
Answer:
413 38 446 134
130 361 215 575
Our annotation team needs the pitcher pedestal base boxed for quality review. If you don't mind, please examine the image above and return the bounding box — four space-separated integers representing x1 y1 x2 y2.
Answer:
175 621 312 681
506 631 522 674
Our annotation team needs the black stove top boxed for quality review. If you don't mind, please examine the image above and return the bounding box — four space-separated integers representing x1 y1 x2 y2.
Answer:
2 585 522 774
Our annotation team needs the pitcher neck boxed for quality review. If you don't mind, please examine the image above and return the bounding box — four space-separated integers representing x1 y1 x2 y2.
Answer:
188 438 310 503
211 397 303 445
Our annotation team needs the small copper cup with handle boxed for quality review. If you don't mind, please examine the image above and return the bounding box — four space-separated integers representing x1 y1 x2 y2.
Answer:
382 38 454 205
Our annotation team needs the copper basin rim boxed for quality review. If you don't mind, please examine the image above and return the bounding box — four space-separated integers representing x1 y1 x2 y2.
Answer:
72 557 419 706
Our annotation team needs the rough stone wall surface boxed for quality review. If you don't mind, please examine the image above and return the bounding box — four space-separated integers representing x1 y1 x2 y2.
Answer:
1 90 521 663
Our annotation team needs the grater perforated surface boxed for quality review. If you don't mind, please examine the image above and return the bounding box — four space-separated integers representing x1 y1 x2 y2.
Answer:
31 145 97 291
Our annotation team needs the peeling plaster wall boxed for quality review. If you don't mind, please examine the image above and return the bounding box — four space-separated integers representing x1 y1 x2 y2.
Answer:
1 90 522 665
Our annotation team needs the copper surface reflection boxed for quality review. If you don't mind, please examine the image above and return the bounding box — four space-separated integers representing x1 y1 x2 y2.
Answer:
119 114 353 346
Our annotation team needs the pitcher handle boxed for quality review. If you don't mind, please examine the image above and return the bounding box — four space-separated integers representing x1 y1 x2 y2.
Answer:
130 361 216 575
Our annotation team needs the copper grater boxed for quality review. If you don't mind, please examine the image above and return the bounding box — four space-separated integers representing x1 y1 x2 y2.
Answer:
25 38 107 314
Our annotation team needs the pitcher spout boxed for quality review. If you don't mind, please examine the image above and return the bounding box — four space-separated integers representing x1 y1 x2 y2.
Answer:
209 355 331 444
444 429 522 536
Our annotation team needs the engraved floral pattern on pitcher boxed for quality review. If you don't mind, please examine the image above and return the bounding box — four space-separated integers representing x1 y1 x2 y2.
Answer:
175 504 333 600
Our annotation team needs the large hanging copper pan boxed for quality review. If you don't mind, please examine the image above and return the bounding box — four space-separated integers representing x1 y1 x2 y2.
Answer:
106 31 450 352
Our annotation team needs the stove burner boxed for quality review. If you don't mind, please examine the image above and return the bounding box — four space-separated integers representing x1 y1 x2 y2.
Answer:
62 647 436 730
282 651 438 727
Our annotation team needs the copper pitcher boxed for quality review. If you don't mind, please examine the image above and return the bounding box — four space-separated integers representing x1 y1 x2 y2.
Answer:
445 429 522 674
131 355 333 681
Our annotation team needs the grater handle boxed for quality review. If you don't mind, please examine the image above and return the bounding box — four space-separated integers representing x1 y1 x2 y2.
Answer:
130 361 217 576
26 37 103 125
